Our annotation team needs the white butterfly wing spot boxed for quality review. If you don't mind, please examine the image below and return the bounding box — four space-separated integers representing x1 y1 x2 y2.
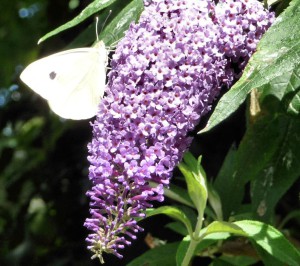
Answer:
20 41 108 120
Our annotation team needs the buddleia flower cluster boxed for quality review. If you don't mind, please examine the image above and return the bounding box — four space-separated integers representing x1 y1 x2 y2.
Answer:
84 0 274 262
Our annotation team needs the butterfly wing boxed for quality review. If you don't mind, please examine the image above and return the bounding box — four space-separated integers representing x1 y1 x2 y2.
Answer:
20 41 108 119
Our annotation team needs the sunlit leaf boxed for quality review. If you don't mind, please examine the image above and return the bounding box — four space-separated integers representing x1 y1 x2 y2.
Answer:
200 221 247 238
146 206 193 236
178 153 207 216
66 0 144 48
38 0 118 43
234 220 300 266
99 0 144 46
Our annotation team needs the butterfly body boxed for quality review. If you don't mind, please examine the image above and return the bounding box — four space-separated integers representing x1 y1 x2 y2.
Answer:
20 41 108 120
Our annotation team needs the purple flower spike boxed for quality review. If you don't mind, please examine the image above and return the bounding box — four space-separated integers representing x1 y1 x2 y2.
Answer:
85 0 274 262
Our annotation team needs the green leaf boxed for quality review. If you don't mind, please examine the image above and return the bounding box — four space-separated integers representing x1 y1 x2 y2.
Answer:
178 153 208 216
253 243 286 266
176 223 241 266
258 69 300 116
65 0 144 48
207 182 223 220
200 221 247 238
127 242 179 266
176 236 191 266
176 232 232 265
222 111 300 221
195 232 231 254
182 151 199 174
165 222 188 236
162 183 194 208
211 255 257 266
99 0 144 46
234 220 300 266
200 0 300 133
146 206 193 236
249 115 300 221
38 0 118 44
212 146 243 220
214 112 300 221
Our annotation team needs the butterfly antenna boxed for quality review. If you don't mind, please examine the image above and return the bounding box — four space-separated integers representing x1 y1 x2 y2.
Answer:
101 10 112 34
95 17 99 42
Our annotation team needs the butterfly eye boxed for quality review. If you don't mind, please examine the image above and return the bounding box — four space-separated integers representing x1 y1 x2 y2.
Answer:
49 71 57 80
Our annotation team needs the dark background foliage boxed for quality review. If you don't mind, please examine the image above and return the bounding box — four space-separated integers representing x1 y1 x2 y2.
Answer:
0 1 180 265
1 0 299 265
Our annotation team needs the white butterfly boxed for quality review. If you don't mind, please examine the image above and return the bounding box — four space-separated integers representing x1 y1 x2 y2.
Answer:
20 41 108 120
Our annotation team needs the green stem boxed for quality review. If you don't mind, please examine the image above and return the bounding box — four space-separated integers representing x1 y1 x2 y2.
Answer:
181 212 205 266
181 238 198 266
194 210 204 235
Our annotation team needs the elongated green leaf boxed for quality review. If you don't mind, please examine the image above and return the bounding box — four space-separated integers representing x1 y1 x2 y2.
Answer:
250 115 300 221
201 0 300 133
146 206 193 236
253 243 286 266
176 236 190 266
99 0 144 46
178 153 207 216
165 222 188 236
38 0 118 44
207 182 223 220
213 146 243 220
212 255 257 266
163 183 194 208
234 220 300 266
214 108 300 221
200 221 247 238
66 0 144 48
195 232 231 254
127 242 179 266
182 151 199 174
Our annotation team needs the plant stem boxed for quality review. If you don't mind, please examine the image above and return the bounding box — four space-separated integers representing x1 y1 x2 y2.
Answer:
181 214 204 266
181 238 198 266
